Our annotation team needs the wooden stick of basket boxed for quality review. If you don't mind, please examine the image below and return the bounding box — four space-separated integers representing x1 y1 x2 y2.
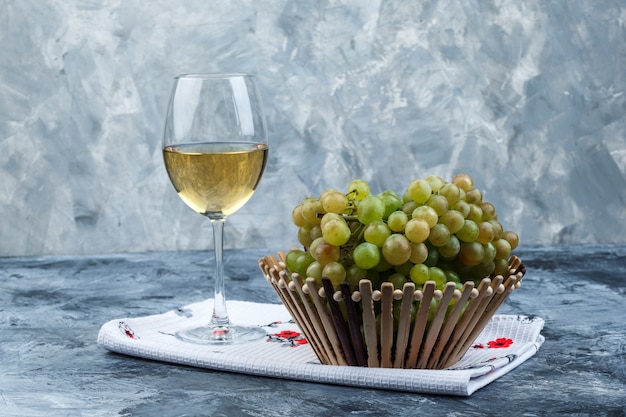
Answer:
258 253 524 370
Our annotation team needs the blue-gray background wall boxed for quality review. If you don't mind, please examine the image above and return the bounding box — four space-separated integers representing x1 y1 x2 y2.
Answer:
1 0 625 257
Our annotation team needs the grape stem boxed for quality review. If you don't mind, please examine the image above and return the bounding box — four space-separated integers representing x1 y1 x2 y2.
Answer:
338 221 365 263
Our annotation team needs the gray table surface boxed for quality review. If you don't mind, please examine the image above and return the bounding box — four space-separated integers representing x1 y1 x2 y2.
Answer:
1 245 625 416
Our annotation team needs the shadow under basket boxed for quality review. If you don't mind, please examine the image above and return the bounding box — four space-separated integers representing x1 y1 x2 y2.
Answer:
259 253 525 370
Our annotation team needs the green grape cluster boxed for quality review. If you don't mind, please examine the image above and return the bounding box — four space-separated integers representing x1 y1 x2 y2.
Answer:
285 174 519 292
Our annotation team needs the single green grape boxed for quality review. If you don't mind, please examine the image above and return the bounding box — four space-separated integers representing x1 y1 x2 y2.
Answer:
490 220 504 239
444 269 461 284
309 237 325 256
425 175 445 193
476 221 495 244
438 235 460 259
401 189 412 203
428 267 447 289
479 202 496 221
293 251 315 277
409 263 429 285
404 218 430 243
457 219 479 242
306 261 323 282
313 241 340 266
353 242 381 269
348 179 370 201
424 243 439 267
428 223 451 247
426 194 449 216
439 209 465 234
493 258 510 275
387 210 408 232
401 200 418 216
387 272 407 290
409 241 429 264
493 238 512 260
291 204 308 227
503 230 519 250
458 241 485 266
407 179 432 204
364 220 391 247
346 264 367 289
382 233 412 265
357 194 385 224
321 217 351 246
379 191 403 219
411 205 438 228
301 198 324 224
322 261 347 286
439 183 461 206
309 224 322 241
459 188 466 203
321 190 349 214
319 212 342 229
482 241 497 262
297 225 315 247
319 188 340 201
467 204 483 223
465 188 482 204
451 173 474 192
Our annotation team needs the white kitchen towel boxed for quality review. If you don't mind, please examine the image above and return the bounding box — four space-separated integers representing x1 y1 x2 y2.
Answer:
97 299 544 396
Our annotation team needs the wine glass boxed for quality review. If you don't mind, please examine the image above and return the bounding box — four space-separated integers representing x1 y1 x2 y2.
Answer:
162 73 269 344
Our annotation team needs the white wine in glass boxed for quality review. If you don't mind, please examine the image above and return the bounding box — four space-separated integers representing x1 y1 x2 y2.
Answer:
162 73 269 344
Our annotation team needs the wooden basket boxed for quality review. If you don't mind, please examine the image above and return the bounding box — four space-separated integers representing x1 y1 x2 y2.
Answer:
258 253 525 369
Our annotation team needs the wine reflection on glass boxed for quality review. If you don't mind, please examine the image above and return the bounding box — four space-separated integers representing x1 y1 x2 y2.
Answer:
162 73 269 344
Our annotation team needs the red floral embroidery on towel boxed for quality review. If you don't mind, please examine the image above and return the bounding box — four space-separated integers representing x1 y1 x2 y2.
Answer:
487 337 513 348
276 330 300 339
472 338 514 349
119 321 139 339
267 330 308 347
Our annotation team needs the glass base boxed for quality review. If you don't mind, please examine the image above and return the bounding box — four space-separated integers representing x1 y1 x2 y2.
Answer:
175 324 267 345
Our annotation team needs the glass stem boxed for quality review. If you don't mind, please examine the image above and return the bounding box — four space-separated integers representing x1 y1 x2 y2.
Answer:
210 218 229 327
